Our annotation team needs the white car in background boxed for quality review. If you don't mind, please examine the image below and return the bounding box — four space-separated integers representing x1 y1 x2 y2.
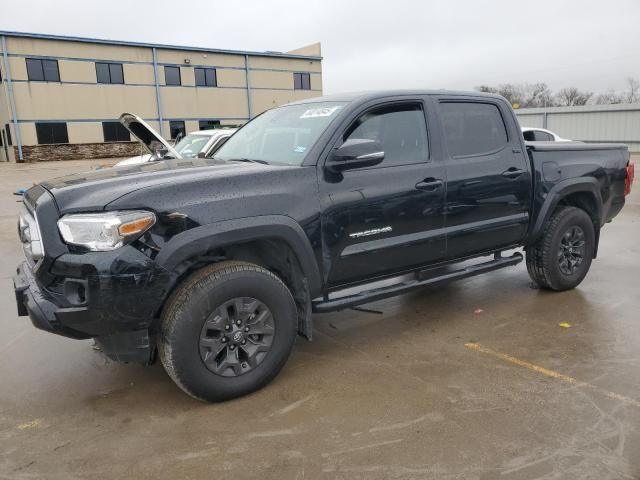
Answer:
521 127 570 142
115 114 237 166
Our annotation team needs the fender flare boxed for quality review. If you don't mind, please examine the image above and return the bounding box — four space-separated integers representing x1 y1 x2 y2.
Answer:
529 177 603 243
154 215 322 295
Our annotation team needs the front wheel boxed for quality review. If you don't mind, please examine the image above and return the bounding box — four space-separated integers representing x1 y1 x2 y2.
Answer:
526 206 595 291
158 261 297 402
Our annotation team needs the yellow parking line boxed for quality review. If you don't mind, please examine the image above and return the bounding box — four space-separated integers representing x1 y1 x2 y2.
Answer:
464 342 640 408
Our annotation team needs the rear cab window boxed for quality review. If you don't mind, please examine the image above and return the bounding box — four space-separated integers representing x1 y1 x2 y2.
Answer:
439 102 508 158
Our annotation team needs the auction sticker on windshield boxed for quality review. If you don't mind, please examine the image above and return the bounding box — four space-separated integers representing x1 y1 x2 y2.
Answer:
300 106 342 119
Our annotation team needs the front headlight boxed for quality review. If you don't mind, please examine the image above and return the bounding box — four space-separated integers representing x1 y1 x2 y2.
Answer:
57 211 156 251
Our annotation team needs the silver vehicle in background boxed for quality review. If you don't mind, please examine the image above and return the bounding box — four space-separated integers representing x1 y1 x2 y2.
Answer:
115 113 237 166
521 127 570 142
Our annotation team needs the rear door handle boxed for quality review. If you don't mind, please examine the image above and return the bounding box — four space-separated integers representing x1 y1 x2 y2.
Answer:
502 167 526 179
415 178 443 191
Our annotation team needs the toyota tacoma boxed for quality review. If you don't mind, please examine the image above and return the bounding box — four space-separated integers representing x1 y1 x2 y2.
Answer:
14 91 634 401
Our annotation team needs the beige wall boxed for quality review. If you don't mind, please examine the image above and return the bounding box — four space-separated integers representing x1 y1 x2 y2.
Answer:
123 63 155 85
250 89 319 116
2 35 323 154
58 60 96 83
13 83 158 121
249 56 321 73
157 49 245 68
7 37 152 63
160 87 248 119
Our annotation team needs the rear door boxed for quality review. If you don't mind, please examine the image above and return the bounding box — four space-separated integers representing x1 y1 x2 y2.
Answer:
436 97 531 259
320 98 446 286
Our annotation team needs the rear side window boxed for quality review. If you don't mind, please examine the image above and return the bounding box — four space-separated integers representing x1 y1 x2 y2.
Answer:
534 130 553 141
343 103 429 166
440 102 508 157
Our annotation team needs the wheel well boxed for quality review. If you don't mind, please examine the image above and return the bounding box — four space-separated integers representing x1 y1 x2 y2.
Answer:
160 238 313 340
556 191 601 258
557 191 599 227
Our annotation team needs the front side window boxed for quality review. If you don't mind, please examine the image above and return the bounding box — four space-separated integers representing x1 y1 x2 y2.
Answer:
195 67 217 87
440 102 508 158
343 103 429 166
169 121 186 140
96 62 124 84
102 122 130 142
164 66 181 86
35 122 68 144
26 58 60 82
294 72 311 90
214 101 346 165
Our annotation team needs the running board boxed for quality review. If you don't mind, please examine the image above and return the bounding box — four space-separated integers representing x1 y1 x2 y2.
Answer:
312 252 523 313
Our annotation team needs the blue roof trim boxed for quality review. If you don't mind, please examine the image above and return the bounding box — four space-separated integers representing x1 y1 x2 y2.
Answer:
0 30 322 61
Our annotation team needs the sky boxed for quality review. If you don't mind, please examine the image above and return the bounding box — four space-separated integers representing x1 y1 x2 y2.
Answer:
1 0 639 96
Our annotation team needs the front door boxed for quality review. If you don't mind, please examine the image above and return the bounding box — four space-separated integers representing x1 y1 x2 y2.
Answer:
320 100 446 287
436 98 531 259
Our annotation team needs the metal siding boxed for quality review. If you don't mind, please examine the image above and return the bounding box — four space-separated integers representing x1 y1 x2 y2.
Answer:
516 104 640 151
515 113 544 128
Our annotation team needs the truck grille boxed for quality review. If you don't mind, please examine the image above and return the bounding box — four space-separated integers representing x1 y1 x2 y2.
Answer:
18 204 45 269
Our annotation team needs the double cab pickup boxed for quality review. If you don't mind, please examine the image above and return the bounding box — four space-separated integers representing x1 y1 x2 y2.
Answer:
14 90 634 401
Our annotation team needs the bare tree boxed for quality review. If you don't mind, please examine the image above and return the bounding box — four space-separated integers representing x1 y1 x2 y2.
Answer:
555 87 593 106
476 83 525 106
521 83 554 108
623 77 640 103
594 89 624 105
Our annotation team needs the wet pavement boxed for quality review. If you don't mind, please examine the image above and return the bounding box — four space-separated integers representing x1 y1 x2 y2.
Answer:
0 159 639 479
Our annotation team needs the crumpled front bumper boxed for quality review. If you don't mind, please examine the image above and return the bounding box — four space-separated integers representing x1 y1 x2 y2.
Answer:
13 256 173 364
14 261 89 339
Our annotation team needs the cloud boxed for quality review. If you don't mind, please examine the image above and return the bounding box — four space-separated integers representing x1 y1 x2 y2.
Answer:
2 0 639 94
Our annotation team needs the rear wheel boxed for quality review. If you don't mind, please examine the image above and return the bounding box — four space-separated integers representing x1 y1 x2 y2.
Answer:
159 261 297 402
526 206 595 291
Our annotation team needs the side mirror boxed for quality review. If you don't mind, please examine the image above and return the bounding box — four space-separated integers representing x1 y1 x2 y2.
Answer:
326 139 384 172
197 152 207 159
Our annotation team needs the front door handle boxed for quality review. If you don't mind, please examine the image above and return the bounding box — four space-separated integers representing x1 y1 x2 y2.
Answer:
502 167 526 179
415 178 443 191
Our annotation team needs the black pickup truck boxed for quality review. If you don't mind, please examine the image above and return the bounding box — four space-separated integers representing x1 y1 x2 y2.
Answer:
14 91 634 401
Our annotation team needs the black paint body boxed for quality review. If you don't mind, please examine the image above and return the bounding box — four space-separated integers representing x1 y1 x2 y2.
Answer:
13 90 630 362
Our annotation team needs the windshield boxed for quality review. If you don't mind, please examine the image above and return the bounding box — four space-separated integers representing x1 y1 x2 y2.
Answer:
173 134 212 158
214 102 347 165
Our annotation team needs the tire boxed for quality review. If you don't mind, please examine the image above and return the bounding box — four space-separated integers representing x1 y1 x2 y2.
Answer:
158 261 297 402
526 206 595 291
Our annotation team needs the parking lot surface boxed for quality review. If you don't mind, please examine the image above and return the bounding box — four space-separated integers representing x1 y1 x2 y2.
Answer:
0 159 639 479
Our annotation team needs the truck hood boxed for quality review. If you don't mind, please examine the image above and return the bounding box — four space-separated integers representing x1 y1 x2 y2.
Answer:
40 158 263 213
119 113 180 159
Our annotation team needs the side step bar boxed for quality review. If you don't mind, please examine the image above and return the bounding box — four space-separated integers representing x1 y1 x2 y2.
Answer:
312 252 523 313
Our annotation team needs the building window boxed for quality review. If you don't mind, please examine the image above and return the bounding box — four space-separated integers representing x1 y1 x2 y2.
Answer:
199 120 221 130
102 122 131 142
194 67 217 87
26 58 60 82
5 124 12 146
169 121 186 140
293 72 311 90
164 66 181 86
96 62 124 84
35 122 69 144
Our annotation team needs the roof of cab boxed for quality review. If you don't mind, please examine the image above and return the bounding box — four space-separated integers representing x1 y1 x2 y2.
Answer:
287 89 507 106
